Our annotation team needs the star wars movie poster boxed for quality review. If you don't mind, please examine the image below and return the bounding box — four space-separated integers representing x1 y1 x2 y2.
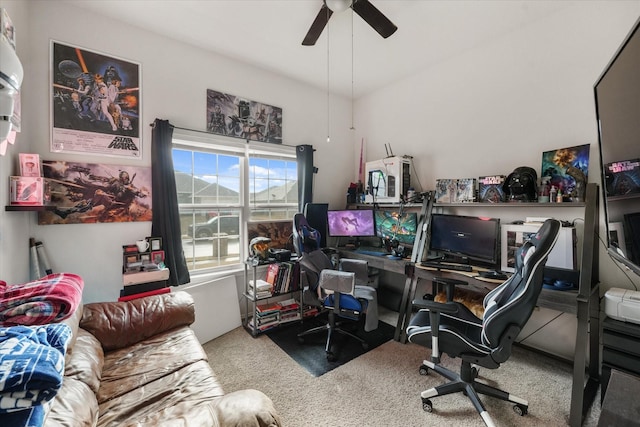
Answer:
38 161 151 225
206 89 282 144
50 41 141 158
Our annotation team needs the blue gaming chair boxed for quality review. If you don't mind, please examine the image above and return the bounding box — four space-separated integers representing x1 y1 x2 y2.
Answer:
406 218 561 426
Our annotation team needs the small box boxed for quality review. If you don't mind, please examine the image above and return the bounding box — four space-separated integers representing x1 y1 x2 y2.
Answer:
9 176 43 205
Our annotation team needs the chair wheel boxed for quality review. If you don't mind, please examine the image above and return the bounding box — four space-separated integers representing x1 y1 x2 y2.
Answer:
326 352 337 362
513 404 528 416
421 398 433 412
419 365 429 376
471 366 479 378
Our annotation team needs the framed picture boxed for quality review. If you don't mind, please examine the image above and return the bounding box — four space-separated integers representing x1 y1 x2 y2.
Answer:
123 253 140 270
541 144 590 200
151 250 165 265
122 244 138 254
140 253 151 263
38 160 151 225
148 237 162 251
206 89 282 144
19 153 40 177
50 40 141 158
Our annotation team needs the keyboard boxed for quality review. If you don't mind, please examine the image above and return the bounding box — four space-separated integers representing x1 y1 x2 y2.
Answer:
354 248 391 257
420 261 473 272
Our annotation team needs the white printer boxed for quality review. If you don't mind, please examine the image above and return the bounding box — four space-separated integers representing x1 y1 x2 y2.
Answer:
604 288 640 325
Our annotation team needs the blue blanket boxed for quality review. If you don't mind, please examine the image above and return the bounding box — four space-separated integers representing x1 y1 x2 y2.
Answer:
0 323 71 426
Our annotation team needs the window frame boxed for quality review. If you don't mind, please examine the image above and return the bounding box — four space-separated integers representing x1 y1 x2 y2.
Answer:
172 128 297 276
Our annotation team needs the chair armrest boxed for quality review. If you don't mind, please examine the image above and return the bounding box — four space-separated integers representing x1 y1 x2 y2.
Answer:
432 276 468 301
411 298 459 314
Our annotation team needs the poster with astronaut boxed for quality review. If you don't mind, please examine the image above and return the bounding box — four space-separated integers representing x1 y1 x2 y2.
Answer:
50 41 141 158
206 89 282 144
38 160 152 225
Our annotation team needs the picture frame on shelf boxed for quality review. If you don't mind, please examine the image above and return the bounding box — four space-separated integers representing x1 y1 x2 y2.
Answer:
140 253 151 263
19 153 41 177
122 244 138 254
148 237 162 251
123 254 140 271
151 250 165 265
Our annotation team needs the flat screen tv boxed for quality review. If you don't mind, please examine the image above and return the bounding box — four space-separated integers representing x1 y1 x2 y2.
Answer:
429 214 500 268
595 16 640 277
327 209 376 238
374 210 418 245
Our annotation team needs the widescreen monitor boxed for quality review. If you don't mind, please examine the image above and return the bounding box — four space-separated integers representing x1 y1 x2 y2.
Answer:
374 210 418 245
429 214 500 267
327 209 376 238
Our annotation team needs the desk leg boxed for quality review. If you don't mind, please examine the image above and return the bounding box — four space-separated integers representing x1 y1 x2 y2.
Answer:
394 274 414 342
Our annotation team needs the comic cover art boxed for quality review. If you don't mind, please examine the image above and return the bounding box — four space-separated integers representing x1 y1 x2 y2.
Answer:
605 159 640 198
435 179 457 203
541 144 589 199
38 161 151 225
456 178 476 202
478 175 506 203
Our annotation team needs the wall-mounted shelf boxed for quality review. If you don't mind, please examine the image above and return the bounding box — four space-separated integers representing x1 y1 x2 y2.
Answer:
5 205 55 212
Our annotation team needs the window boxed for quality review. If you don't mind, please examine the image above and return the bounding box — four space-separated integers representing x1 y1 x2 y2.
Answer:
172 129 297 272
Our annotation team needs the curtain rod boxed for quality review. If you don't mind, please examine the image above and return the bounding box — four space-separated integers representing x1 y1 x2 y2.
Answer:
149 121 297 148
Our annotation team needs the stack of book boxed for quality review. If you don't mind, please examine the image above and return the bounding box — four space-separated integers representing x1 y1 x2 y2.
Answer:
119 268 170 301
249 302 281 332
248 279 273 299
302 305 320 318
279 298 301 324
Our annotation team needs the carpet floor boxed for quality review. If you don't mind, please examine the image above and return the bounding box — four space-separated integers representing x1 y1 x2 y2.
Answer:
203 313 601 427
265 317 396 377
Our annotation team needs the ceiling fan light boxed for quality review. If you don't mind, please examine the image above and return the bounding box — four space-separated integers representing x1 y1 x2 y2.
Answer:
325 0 352 13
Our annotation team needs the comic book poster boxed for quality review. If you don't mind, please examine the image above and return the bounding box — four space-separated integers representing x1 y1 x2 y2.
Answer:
540 144 589 199
478 175 506 203
456 178 476 202
50 41 141 158
38 160 151 225
206 89 282 144
604 158 640 198
435 179 457 203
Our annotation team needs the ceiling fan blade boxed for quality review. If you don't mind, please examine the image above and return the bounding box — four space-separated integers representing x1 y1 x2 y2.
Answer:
351 0 397 39
302 4 333 46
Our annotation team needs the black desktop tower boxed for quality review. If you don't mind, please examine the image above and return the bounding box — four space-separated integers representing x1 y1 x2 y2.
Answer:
304 203 328 249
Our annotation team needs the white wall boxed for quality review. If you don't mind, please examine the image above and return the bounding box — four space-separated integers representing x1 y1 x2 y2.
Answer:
353 2 640 294
0 0 353 302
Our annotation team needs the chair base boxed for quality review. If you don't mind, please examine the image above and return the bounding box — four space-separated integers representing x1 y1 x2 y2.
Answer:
418 359 528 427
297 315 368 361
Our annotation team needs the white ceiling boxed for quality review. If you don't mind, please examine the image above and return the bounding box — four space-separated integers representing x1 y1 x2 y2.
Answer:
61 0 570 99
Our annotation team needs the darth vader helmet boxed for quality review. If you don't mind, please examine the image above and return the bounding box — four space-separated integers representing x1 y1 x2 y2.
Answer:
503 166 538 202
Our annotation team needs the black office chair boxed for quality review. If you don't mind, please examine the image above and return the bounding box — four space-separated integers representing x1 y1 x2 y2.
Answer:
292 213 377 361
406 218 561 426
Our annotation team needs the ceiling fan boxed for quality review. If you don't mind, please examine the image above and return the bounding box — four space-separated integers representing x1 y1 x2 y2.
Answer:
302 0 398 46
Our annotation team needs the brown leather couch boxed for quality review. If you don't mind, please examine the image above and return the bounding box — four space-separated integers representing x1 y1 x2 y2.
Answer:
43 291 281 427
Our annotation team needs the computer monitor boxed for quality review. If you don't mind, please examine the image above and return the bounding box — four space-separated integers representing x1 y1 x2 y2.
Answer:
374 210 418 245
327 209 376 238
429 213 500 267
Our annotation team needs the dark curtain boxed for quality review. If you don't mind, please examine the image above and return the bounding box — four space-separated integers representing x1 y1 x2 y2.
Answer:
151 119 190 286
296 144 315 212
